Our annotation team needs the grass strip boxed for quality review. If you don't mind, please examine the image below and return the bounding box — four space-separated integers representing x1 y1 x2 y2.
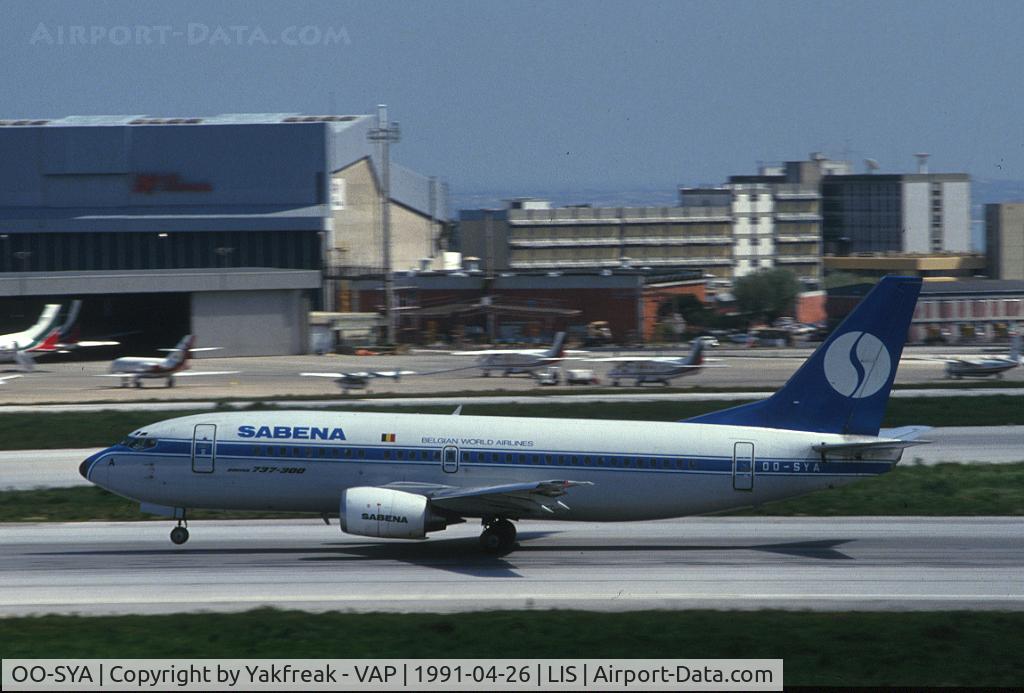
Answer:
0 395 1021 451
1 609 1022 686
5 463 1024 522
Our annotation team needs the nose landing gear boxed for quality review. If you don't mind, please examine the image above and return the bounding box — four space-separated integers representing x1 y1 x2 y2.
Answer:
479 518 516 554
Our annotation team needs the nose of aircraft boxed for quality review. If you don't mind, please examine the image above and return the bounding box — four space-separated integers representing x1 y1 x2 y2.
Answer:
79 450 104 481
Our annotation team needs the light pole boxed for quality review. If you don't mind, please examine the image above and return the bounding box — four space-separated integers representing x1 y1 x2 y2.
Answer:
368 104 400 344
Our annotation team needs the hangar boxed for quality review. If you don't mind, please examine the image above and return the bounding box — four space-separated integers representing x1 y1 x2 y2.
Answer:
0 112 445 355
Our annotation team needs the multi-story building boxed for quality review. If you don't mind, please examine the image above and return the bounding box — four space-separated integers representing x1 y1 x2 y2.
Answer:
821 167 970 255
985 203 1024 280
458 199 734 278
723 157 848 284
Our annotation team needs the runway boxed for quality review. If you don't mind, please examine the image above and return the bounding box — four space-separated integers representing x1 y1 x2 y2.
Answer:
2 427 1021 491
1 517 1021 616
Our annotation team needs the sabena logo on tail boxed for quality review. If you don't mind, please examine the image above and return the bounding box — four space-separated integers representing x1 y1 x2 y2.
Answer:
822 331 892 399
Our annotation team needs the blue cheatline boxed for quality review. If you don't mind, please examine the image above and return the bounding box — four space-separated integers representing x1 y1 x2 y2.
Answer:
684 275 923 435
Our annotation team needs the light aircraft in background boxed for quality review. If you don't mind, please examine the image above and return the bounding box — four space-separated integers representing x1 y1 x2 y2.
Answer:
587 339 722 386
944 334 1021 379
301 369 417 394
82 276 929 552
95 334 239 388
453 332 583 377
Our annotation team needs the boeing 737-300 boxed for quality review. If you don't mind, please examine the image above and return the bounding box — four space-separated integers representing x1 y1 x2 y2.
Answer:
81 276 928 552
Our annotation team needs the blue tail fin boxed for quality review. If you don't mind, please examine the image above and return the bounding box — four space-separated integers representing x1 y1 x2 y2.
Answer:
685 276 922 435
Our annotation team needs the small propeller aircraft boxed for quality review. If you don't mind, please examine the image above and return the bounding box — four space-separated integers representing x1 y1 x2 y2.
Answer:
300 369 417 394
944 334 1021 379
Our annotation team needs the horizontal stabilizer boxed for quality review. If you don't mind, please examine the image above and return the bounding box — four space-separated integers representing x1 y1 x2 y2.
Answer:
878 425 932 440
811 438 930 454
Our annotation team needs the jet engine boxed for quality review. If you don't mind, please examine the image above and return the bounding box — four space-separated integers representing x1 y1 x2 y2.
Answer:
340 487 448 539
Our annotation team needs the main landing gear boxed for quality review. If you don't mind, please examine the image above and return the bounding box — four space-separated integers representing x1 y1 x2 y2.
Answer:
479 518 516 554
170 518 190 545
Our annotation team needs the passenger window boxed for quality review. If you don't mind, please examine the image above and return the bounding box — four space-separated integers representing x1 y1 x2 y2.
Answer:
358 449 365 458
344 449 352 458
396 450 404 460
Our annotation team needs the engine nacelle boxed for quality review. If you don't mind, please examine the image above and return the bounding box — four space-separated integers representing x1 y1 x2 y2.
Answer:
340 487 448 539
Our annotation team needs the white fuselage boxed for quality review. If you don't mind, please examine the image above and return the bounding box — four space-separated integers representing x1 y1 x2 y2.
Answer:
609 360 700 385
110 357 179 377
478 352 554 375
84 410 899 522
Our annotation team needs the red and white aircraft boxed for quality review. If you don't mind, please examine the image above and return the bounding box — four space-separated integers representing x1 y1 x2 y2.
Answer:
96 335 239 388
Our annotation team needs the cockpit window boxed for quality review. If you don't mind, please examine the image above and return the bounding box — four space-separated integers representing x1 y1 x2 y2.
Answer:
120 436 158 450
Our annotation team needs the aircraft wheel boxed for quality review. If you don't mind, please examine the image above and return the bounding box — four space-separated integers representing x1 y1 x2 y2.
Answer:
133 380 142 388
479 519 516 554
612 380 620 387
170 526 189 545
167 377 175 388
482 371 490 377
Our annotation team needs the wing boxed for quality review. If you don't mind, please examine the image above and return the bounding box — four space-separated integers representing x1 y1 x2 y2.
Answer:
173 370 241 377
386 479 592 517
301 371 356 378
63 340 121 348
452 349 547 356
586 356 684 363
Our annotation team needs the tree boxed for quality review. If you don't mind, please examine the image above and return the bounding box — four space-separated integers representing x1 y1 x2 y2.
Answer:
733 268 800 323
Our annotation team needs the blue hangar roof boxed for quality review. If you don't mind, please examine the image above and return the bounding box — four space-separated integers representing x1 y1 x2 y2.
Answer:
0 113 442 233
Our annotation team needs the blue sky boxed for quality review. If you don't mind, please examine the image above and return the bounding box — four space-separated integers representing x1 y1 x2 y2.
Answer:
3 0 1023 198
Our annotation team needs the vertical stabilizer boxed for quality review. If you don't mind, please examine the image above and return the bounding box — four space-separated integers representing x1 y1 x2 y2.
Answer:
545 331 567 359
685 276 922 435
162 335 195 369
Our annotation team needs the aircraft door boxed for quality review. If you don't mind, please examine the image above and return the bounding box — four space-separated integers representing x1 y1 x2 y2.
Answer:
192 424 216 473
442 445 459 474
732 441 754 491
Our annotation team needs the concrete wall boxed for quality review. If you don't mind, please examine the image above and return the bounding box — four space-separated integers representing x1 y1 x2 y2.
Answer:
331 159 380 269
942 180 971 252
987 204 1024 280
190 289 308 357
903 181 930 252
330 159 437 272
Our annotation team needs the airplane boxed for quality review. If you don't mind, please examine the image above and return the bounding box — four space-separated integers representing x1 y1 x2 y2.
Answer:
36 300 121 354
587 339 723 386
0 303 68 371
944 334 1021 379
95 334 239 388
80 276 928 552
453 332 581 377
301 369 417 394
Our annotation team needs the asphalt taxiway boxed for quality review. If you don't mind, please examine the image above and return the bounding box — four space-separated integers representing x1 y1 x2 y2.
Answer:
1 345 1020 405
0 517 1021 616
